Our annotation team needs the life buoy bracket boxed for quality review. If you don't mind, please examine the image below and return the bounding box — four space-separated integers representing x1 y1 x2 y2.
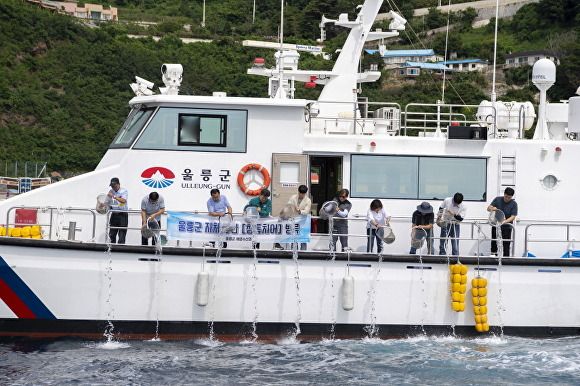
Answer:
237 163 271 196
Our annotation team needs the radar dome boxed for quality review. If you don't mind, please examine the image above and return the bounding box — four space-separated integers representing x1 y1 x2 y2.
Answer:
532 59 556 87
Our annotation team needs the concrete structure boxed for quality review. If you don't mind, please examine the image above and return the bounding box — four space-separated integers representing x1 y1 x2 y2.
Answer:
37 1 118 21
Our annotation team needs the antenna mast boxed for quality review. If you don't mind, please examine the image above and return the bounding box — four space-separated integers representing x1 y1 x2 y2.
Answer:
491 0 499 103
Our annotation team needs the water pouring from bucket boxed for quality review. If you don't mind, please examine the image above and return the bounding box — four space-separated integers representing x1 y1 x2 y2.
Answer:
220 213 235 233
488 209 506 227
96 193 110 214
280 203 298 220
319 201 338 219
411 227 428 250
436 208 454 228
244 206 260 222
141 219 160 239
376 226 396 245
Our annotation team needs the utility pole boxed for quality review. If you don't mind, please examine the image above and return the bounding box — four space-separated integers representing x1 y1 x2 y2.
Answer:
202 0 206 27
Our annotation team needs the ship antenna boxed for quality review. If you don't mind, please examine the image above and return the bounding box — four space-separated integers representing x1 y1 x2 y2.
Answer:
441 0 452 104
490 0 499 103
278 0 284 98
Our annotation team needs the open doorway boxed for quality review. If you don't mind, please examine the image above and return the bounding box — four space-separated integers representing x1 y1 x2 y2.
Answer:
309 156 343 234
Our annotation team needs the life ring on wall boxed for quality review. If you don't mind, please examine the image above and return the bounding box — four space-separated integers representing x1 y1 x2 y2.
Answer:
237 163 271 196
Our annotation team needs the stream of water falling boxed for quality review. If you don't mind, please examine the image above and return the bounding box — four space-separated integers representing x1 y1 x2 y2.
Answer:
151 232 163 341
250 248 259 340
103 229 115 343
291 251 302 338
365 254 383 338
417 239 427 336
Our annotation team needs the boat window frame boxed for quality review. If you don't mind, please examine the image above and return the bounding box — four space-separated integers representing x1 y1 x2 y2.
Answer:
350 154 488 201
177 113 227 147
109 105 157 149
131 107 247 153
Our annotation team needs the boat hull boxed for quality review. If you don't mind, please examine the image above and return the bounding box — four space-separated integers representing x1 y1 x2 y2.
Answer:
1 238 580 340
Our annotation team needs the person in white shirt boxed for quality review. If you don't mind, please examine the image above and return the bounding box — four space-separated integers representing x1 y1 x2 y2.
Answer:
438 192 467 256
366 199 391 253
276 185 312 250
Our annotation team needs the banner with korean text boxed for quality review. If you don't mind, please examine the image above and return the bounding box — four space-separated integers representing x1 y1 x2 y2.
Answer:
166 211 311 243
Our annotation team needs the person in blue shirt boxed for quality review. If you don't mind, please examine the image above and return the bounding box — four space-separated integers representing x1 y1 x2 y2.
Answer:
105 177 128 244
141 191 165 246
207 188 232 248
487 187 518 256
243 188 272 249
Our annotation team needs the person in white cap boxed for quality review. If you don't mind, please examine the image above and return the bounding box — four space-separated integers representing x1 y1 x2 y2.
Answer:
106 177 128 244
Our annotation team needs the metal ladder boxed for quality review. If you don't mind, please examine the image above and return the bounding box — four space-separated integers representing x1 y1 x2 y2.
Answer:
498 150 516 195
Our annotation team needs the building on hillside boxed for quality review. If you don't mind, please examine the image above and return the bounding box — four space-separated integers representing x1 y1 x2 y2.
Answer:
504 50 559 68
365 48 443 68
48 1 118 21
439 59 489 72
394 61 453 79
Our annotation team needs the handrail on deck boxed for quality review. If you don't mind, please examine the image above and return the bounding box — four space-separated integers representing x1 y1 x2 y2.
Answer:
402 103 491 136
307 101 402 135
6 205 97 240
523 223 580 257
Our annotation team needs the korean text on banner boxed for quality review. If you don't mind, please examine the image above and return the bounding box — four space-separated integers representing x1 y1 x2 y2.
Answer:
166 211 311 243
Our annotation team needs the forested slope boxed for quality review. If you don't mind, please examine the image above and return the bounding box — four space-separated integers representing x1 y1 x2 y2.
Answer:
0 0 578 172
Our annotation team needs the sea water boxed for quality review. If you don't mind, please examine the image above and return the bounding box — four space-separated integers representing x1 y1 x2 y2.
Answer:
1 335 579 385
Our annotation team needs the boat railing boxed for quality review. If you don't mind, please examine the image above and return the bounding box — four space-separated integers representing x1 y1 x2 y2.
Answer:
402 103 490 136
307 100 498 138
523 223 580 258
307 101 402 136
5 205 97 241
10 206 578 258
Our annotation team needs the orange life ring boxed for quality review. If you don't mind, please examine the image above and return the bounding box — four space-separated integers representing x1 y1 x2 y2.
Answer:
237 163 271 196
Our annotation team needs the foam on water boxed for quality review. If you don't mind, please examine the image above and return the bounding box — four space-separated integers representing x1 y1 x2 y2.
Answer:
3 336 580 385
87 341 131 350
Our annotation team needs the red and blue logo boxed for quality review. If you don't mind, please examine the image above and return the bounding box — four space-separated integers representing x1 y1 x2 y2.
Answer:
141 167 175 189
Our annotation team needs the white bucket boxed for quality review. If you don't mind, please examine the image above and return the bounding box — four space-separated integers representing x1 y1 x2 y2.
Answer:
96 193 109 214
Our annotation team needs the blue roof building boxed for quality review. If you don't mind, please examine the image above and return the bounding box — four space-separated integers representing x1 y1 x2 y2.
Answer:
365 49 443 67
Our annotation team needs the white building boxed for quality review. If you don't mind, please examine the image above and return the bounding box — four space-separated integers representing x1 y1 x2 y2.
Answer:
504 50 559 68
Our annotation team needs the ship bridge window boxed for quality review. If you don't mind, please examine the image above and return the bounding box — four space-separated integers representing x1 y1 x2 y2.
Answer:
133 107 247 152
178 114 225 146
110 106 156 148
351 155 487 201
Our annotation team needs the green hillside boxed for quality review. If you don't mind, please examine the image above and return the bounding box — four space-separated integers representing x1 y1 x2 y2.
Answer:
0 0 578 173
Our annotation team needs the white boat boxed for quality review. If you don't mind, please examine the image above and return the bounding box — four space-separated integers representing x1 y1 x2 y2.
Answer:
1 0 580 340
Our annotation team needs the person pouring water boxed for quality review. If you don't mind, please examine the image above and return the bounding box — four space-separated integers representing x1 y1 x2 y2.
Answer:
331 189 352 252
366 199 391 253
410 201 435 255
106 177 128 244
243 188 272 249
207 188 233 248
438 192 466 256
487 187 518 257
141 191 165 246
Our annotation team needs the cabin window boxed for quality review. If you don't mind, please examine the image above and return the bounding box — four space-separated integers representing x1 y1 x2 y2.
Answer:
351 155 486 201
110 106 156 148
178 114 226 146
132 107 247 152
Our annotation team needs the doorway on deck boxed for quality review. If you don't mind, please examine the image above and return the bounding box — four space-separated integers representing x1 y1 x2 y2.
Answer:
271 154 309 216
309 156 343 234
